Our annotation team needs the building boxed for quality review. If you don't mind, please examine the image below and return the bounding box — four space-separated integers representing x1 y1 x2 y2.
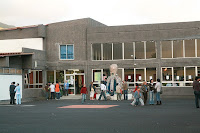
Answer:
0 18 200 100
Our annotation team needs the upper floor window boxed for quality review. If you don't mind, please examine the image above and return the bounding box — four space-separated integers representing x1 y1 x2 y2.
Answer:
60 44 74 60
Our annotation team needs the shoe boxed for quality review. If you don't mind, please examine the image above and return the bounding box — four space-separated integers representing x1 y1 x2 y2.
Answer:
197 107 199 108
160 101 162 105
156 101 159 105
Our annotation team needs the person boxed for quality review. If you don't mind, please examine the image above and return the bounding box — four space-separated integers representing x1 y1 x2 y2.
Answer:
50 83 55 99
55 81 60 100
116 83 121 101
44 83 50 100
155 79 162 105
81 84 88 104
98 81 107 101
141 81 148 104
14 83 21 105
131 87 144 106
133 83 139 93
64 80 69 96
89 82 96 100
123 81 128 100
9 82 16 105
193 76 200 108
149 79 155 105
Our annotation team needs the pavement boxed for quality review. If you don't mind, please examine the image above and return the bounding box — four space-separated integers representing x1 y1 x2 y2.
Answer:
0 97 200 133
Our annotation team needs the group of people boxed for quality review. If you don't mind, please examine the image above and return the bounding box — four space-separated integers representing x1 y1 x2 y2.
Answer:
9 82 21 105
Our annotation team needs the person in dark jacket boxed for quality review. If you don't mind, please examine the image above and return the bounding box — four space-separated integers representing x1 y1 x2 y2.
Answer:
9 82 16 104
193 76 200 108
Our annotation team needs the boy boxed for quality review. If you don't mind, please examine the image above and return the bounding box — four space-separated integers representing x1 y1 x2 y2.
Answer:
81 84 88 104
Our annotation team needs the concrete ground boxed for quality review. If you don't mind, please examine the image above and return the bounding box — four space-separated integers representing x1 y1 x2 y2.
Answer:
0 97 200 133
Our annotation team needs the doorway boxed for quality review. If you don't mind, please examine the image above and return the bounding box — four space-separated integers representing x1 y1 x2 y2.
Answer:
75 75 84 94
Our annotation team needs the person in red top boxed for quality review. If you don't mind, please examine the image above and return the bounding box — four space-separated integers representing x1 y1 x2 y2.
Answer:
55 81 60 100
81 84 88 104
133 83 139 92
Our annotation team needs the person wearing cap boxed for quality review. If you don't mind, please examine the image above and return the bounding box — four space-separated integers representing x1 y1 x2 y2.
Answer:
193 76 200 108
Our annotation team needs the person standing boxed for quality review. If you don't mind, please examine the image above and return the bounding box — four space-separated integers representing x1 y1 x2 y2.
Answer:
193 76 200 108
55 81 60 100
123 81 128 100
50 83 55 99
155 79 162 105
14 83 21 105
149 79 155 105
9 82 16 105
64 80 69 96
116 83 122 101
89 82 96 100
81 84 88 104
44 83 50 100
98 81 107 101
141 81 148 104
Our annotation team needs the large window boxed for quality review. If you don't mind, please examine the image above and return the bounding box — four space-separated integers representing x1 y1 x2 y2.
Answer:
161 41 172 58
146 41 156 59
124 69 134 82
124 42 134 59
162 68 172 81
26 70 43 88
136 69 145 82
47 71 54 83
173 40 183 58
185 39 195 57
103 43 112 60
186 67 195 81
135 42 144 59
113 43 122 60
198 39 200 57
56 70 64 83
60 44 74 60
174 67 184 81
146 68 156 82
92 43 101 60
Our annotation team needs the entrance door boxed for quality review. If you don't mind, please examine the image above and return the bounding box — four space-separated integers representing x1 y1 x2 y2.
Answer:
75 74 85 94
65 74 75 95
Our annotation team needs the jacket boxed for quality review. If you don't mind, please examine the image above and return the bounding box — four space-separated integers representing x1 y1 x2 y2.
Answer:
134 90 142 99
193 80 200 91
9 85 16 94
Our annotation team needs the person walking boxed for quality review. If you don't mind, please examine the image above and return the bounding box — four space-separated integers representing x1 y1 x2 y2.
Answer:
50 83 55 99
81 84 88 104
44 83 50 100
9 82 16 105
131 87 144 106
64 80 69 96
149 79 155 105
98 81 107 101
155 79 162 105
89 82 96 100
55 81 60 100
193 76 200 108
141 81 148 104
14 83 21 105
116 83 122 101
123 81 128 100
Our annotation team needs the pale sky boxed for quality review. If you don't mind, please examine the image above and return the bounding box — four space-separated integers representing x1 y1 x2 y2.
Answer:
1 0 200 27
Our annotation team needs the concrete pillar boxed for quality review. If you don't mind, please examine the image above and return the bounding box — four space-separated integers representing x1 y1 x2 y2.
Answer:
156 41 161 80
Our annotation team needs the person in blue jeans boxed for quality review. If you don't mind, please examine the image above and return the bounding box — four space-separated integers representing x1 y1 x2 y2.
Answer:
81 84 88 104
155 79 162 105
149 79 155 105
14 83 21 105
64 80 69 96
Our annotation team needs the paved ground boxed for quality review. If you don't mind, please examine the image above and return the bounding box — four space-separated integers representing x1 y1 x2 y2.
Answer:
0 97 200 133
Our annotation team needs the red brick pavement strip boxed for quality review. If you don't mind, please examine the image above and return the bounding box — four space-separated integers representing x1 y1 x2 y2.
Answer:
58 105 119 108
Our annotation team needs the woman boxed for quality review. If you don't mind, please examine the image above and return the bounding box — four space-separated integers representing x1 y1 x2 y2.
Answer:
116 83 122 101
89 82 96 100
149 79 155 105
155 79 162 105
141 81 148 104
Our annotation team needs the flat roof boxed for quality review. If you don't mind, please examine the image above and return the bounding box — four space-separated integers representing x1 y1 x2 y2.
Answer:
0 52 34 57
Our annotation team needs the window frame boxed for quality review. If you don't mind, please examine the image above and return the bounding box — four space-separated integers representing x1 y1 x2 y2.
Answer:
59 44 74 60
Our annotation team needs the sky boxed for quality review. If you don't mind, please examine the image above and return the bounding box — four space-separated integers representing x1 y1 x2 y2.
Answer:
0 0 200 27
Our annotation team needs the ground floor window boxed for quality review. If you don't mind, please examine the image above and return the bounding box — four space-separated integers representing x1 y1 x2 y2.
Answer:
24 70 43 88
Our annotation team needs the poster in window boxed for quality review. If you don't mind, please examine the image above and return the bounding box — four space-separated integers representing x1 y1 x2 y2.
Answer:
94 72 101 82
139 76 142 80
128 75 131 80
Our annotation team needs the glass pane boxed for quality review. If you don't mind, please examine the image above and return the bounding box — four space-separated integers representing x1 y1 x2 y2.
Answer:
146 68 156 82
135 42 144 59
124 69 134 82
93 70 101 82
124 42 133 59
10 68 16 74
60 45 66 59
66 75 74 87
198 39 200 57
173 40 183 58
16 69 22 74
0 68 3 73
185 39 195 57
103 43 112 60
186 67 195 81
66 70 74 74
36 71 38 83
39 71 43 83
198 67 200 76
92 43 101 60
174 67 184 81
161 41 172 58
146 41 156 59
47 71 54 83
56 70 64 83
113 43 122 60
67 45 74 59
136 69 145 82
162 68 172 81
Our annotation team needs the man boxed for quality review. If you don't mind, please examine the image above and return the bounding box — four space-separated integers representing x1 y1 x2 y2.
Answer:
122 81 128 100
98 81 107 101
50 83 55 99
81 84 88 104
9 82 16 104
193 76 200 108
64 80 69 96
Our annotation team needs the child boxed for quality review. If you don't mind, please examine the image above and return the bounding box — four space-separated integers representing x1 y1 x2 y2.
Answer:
131 87 144 106
81 84 88 104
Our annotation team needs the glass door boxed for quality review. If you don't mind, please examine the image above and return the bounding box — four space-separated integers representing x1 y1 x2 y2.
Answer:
65 74 75 95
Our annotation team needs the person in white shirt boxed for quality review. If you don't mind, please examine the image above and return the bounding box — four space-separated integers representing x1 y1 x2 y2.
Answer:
155 79 162 105
50 83 55 99
14 83 21 105
98 81 107 101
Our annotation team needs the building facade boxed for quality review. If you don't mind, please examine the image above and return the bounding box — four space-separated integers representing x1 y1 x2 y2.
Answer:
0 18 200 100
